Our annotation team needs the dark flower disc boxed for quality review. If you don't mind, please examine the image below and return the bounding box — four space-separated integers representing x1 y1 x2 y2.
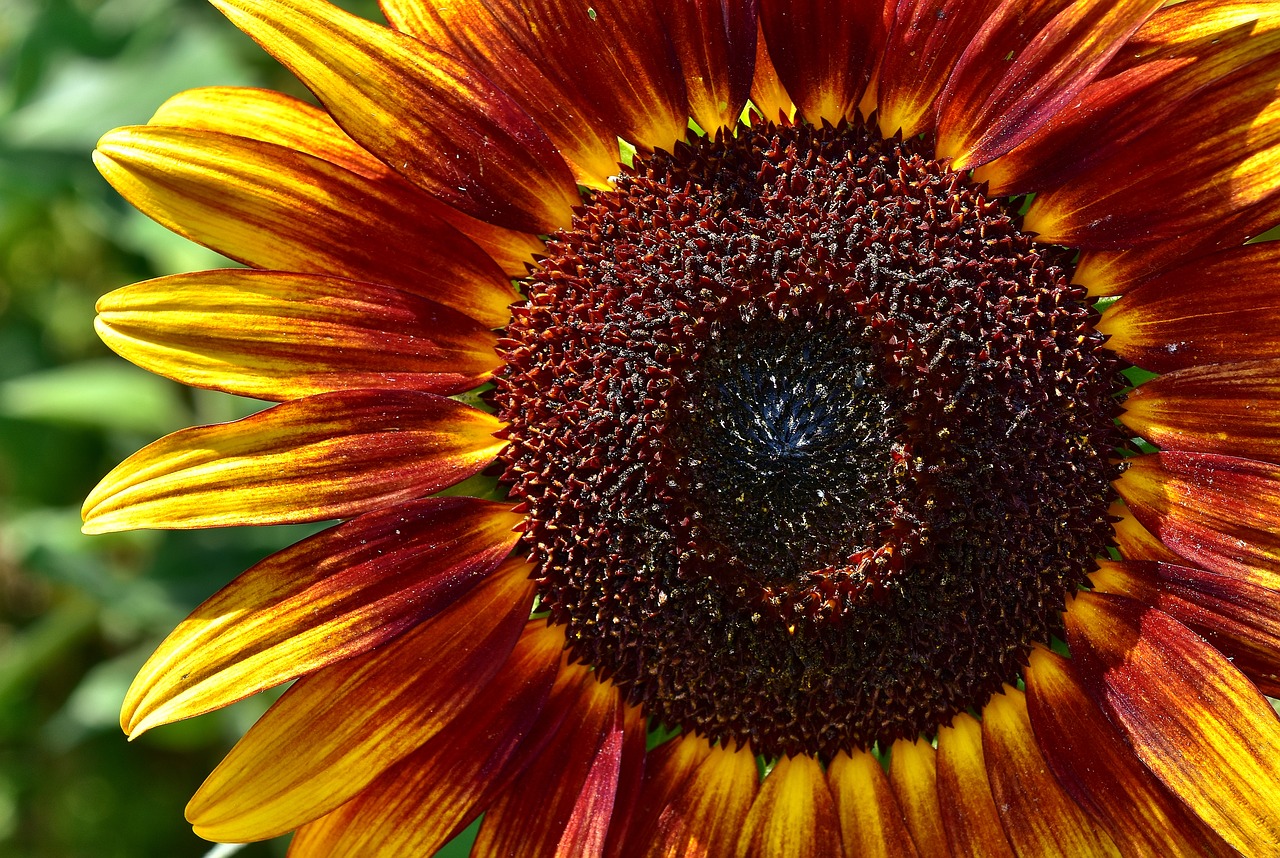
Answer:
496 119 1126 759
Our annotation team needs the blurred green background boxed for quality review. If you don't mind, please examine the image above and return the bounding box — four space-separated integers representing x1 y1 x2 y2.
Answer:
0 0 485 855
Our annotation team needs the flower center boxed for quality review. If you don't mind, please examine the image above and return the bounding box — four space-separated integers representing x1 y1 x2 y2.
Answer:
496 119 1124 759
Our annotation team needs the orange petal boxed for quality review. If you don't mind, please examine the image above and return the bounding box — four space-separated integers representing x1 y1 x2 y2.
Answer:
888 737 948 858
935 712 1015 858
1091 559 1280 697
736 755 842 858
613 734 714 858
1098 243 1280 373
939 0 1162 169
1115 452 1280 590
1109 500 1183 563
382 0 687 181
1023 55 1280 248
749 18 794 123
95 269 502 402
288 620 564 858
82 390 505 532
827 749 919 858
646 742 760 858
1025 645 1236 857
474 673 629 858
1121 360 1280 464
120 497 521 737
186 559 534 841
981 685 1120 857
1066 591 1280 856
146 85 544 275
94 126 517 328
664 0 758 134
209 0 579 233
758 0 884 125
877 0 1005 138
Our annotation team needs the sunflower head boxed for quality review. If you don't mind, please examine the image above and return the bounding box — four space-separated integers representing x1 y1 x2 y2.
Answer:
86 0 1280 855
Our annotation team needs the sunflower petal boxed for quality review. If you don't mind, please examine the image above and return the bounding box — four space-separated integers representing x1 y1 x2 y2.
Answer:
1115 452 1280 589
186 560 534 841
827 749 918 858
1025 645 1236 857
474 674 628 858
938 0 1163 169
1098 243 1280 372
888 737 948 858
1091 559 1280 697
665 0 758 134
981 685 1120 857
749 19 794 123
736 755 841 858
284 620 562 858
96 270 502 402
647 742 759 858
120 497 521 737
615 735 714 858
208 0 578 233
1023 55 1280 248
1066 591 1280 856
935 712 1015 858
94 126 517 328
81 390 505 533
877 0 1004 138
758 0 883 125
1121 360 1280 464
1109 500 1183 563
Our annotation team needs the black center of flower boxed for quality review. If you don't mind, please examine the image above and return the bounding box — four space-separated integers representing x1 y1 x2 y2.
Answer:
496 119 1125 759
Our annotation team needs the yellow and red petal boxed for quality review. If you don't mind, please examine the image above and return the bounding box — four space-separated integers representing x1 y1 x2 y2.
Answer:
613 734 713 858
664 0 758 135
645 742 759 858
877 0 1004 138
121 497 521 737
827 749 918 858
1121 359 1280 464
749 19 794 123
887 737 947 858
938 0 1163 170
1066 591 1280 856
1116 452 1280 589
289 620 564 858
186 559 534 842
1098 243 1280 373
1025 645 1235 857
736 754 841 858
95 270 502 402
1091 559 1280 696
474 672 629 858
758 0 883 125
209 0 579 233
81 390 505 533
1023 55 1280 248
935 712 1014 858
1109 500 1183 563
94 126 517 328
981 685 1120 857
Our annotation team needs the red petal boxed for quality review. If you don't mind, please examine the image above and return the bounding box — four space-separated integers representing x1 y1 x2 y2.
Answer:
210 0 579 233
665 0 758 134
749 18 794 123
1116 452 1280 589
121 497 521 736
1067 591 1280 856
185 559 534 841
1098 243 1280 373
758 0 884 124
981 685 1120 857
938 0 1163 170
1122 359 1280 464
647 742 759 858
82 390 505 532
612 735 713 858
1025 645 1236 856
286 620 563 857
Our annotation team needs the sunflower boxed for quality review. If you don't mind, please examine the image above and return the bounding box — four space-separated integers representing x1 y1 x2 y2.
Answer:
84 0 1280 854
